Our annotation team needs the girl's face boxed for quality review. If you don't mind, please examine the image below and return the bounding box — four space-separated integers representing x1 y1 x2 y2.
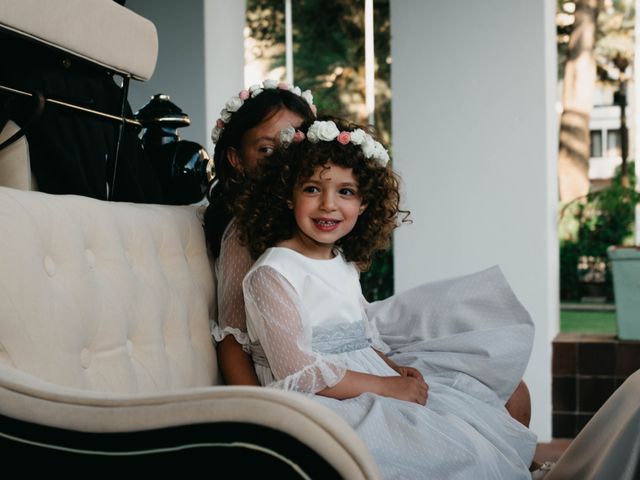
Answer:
228 108 303 172
287 162 366 259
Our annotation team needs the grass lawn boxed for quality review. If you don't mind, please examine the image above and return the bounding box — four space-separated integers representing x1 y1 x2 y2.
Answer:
560 309 617 334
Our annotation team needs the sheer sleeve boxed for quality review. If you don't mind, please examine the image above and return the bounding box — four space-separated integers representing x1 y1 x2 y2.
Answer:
243 265 347 393
211 221 254 348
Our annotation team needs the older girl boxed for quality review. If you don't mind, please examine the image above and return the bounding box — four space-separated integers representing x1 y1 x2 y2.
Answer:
205 80 315 385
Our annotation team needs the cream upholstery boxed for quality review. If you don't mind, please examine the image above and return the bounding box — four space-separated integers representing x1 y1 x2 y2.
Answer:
0 0 158 80
0 186 381 478
0 187 218 393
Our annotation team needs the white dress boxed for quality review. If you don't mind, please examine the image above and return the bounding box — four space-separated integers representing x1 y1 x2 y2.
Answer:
242 246 537 480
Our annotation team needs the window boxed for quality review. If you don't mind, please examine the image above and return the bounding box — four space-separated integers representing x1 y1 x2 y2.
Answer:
606 129 621 157
590 130 603 157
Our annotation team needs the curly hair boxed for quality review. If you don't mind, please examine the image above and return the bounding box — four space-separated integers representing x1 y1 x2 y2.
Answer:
235 118 410 270
203 88 315 257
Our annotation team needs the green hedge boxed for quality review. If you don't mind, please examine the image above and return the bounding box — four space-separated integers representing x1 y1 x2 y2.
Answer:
559 163 639 301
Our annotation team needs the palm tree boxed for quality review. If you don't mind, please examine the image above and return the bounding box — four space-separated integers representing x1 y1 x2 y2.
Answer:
558 0 602 203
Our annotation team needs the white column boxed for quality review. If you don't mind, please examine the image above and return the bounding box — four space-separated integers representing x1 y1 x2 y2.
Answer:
204 0 245 152
390 0 558 441
285 0 294 85
364 0 375 125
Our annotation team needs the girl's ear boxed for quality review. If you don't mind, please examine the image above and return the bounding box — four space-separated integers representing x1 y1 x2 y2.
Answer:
359 204 367 215
286 199 294 209
227 147 242 171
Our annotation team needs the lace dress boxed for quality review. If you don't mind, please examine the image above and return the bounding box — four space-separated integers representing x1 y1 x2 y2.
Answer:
211 221 254 349
241 245 537 480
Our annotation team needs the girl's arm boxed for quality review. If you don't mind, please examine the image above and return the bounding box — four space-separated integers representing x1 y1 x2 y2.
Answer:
215 222 260 386
217 336 259 385
319 370 428 405
243 266 428 405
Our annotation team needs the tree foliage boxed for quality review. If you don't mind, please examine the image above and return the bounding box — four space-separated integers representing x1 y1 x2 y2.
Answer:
246 0 390 131
556 0 637 302
559 163 640 300
557 0 635 83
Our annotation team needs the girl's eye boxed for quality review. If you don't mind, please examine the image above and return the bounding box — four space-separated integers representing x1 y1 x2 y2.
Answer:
258 146 275 157
302 185 320 193
339 188 357 196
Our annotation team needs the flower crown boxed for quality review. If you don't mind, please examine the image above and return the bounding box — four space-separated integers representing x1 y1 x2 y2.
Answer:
279 120 390 166
211 79 317 144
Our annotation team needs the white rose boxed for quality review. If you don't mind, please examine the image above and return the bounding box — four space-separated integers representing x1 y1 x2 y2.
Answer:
219 109 232 123
225 96 243 113
378 150 390 166
211 126 222 143
361 136 376 159
307 127 319 143
301 90 313 106
279 125 295 146
350 129 366 145
248 84 263 97
263 79 278 89
290 86 301 96
315 121 340 141
373 142 390 165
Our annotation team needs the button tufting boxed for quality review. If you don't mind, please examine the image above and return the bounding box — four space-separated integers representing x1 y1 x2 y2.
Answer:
126 339 133 356
44 256 56 277
85 249 96 268
80 348 91 369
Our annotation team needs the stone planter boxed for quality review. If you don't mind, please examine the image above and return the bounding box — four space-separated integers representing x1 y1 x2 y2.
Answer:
607 246 640 340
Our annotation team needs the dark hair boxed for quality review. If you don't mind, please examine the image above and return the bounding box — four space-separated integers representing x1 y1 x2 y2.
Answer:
204 88 315 256
235 118 410 270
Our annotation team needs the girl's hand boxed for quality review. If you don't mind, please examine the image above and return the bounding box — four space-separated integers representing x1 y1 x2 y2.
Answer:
395 366 424 382
373 350 424 383
381 376 429 405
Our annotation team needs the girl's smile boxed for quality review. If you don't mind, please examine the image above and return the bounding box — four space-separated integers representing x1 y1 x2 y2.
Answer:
313 218 341 231
282 162 366 259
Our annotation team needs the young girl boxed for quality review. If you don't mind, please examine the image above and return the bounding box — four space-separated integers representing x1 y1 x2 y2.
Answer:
235 119 537 479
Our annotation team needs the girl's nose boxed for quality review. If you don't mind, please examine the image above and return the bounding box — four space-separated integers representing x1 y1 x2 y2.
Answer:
320 192 336 211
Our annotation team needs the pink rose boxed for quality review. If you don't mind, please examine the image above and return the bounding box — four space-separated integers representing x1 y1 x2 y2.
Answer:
239 89 250 100
310 104 317 116
277 82 290 90
337 132 351 145
293 130 306 143
216 118 225 128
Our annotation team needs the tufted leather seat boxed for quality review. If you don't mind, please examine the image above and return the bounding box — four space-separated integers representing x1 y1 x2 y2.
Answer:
0 187 217 393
